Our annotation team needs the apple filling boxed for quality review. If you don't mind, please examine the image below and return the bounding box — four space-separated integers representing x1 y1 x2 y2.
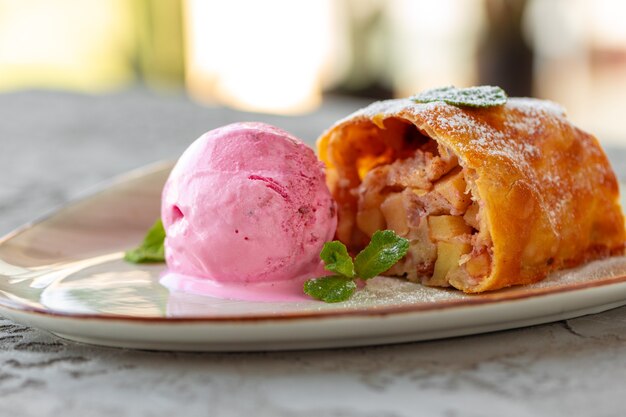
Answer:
342 122 493 288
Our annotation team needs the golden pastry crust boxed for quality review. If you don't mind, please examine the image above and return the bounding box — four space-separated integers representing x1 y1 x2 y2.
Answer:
318 98 625 293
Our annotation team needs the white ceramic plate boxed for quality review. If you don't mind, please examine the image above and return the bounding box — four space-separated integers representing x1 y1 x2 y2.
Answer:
1 163 625 351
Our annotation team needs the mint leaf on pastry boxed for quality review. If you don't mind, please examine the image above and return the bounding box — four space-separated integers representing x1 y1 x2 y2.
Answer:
124 219 166 263
412 86 507 108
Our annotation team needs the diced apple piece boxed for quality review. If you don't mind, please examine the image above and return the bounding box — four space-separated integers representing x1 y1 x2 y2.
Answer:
380 193 409 236
433 168 471 213
404 217 437 280
412 188 428 197
356 207 386 237
361 188 385 208
465 251 491 278
428 215 472 242
463 203 480 230
426 241 471 286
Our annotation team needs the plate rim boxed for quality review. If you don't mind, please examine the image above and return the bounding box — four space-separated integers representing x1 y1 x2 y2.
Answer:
2 280 626 351
0 160 175 246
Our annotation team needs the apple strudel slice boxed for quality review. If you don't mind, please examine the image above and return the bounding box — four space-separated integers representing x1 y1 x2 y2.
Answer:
317 97 625 293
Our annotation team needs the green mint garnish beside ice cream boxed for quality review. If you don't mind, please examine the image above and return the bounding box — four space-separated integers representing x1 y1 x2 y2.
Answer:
319 241 355 278
304 230 409 303
303 276 357 304
412 85 507 108
124 219 166 263
125 221 409 303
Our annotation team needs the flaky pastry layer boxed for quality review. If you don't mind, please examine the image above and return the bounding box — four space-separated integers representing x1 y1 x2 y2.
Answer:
317 98 625 293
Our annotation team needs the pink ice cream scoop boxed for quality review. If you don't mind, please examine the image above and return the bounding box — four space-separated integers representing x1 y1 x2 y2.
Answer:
161 122 337 289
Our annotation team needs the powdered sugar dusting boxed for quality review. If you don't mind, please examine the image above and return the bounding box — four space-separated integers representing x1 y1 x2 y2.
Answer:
507 97 566 117
340 98 434 125
336 98 547 166
328 97 576 231
167 256 626 315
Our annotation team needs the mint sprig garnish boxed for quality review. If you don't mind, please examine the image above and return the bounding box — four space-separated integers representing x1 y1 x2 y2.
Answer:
354 230 410 279
303 276 357 303
304 230 409 303
124 219 166 263
320 241 355 278
411 85 507 108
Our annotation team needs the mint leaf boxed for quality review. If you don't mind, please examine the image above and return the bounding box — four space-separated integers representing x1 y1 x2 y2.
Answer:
320 241 355 278
354 230 409 279
303 275 357 303
124 219 166 263
412 86 507 108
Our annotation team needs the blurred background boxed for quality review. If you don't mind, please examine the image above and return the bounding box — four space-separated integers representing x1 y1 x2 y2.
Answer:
2 0 626 235
0 0 625 143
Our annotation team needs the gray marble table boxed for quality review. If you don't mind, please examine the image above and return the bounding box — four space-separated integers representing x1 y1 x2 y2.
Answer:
2 90 626 417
